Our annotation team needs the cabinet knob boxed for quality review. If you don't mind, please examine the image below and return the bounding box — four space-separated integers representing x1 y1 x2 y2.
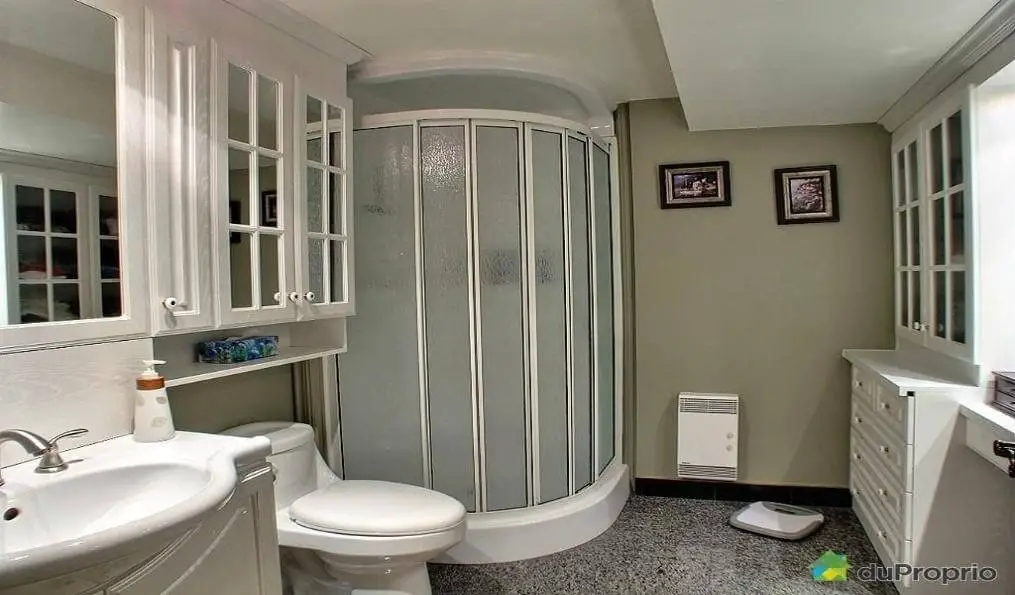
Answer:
879 445 890 454
854 416 863 424
273 292 282 303
877 530 886 539
853 452 861 461
304 291 316 302
288 291 302 303
163 297 179 310
880 402 890 411
854 380 863 389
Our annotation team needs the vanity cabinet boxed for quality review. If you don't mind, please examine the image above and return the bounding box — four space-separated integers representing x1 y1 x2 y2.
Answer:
892 93 973 362
4 462 281 595
104 464 281 595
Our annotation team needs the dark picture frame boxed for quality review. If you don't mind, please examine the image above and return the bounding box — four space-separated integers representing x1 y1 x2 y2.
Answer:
261 190 278 227
773 165 839 225
658 160 732 210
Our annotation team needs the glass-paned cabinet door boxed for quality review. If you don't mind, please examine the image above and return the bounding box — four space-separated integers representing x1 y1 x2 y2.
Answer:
893 140 923 339
216 55 296 326
925 108 971 355
297 86 353 318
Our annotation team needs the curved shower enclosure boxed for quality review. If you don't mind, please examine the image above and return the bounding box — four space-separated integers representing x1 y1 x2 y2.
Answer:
339 110 623 560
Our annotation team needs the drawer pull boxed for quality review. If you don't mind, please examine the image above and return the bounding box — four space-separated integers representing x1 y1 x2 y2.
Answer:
880 402 890 411
879 445 890 454
878 488 887 497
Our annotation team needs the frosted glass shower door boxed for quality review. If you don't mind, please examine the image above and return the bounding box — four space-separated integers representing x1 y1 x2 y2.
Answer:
421 125 478 511
568 136 594 492
342 125 424 485
474 124 528 511
593 143 615 473
529 128 569 503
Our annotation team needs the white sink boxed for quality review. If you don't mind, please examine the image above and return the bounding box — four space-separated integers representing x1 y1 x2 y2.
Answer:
0 432 270 588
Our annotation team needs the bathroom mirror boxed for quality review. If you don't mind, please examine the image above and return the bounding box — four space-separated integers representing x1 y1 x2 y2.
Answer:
0 0 122 326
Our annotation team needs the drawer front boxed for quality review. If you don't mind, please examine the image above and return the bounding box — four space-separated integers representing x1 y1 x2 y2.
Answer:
851 401 912 492
851 366 876 410
873 380 913 443
851 467 908 564
855 450 909 537
996 375 1015 398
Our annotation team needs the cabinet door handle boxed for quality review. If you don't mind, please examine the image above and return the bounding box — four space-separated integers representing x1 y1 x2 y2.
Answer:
304 291 316 302
852 452 861 461
288 291 302 303
880 402 890 411
879 445 890 454
854 416 863 424
878 488 887 497
163 297 179 310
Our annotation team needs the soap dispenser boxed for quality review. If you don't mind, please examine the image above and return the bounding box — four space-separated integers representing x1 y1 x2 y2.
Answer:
134 359 175 442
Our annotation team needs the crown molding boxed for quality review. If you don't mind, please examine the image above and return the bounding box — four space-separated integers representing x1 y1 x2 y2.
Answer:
880 0 1015 132
219 0 368 65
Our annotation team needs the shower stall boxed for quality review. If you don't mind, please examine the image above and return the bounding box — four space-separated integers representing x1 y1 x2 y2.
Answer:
339 110 624 561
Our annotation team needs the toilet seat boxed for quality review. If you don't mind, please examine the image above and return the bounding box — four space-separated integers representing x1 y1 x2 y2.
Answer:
289 480 466 537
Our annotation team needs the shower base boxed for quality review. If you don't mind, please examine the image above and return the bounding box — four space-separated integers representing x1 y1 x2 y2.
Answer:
434 461 629 564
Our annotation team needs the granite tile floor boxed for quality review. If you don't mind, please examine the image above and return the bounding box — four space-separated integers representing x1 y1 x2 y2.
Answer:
428 495 898 595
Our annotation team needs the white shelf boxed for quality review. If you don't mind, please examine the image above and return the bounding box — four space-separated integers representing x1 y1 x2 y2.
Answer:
163 345 345 388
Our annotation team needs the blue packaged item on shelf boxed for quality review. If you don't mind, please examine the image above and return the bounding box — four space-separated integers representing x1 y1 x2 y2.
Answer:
197 335 279 364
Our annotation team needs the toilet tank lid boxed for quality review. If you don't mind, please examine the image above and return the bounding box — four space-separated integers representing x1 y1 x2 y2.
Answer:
222 421 314 454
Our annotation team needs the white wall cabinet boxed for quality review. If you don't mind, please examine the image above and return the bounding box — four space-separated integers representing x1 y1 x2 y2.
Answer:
140 0 356 335
2 0 359 351
892 93 974 363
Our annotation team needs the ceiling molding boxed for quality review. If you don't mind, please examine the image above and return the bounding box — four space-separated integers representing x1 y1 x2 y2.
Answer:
351 50 616 132
219 0 368 65
879 0 1015 131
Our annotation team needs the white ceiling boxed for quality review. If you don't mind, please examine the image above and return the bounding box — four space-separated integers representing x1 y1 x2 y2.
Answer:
652 0 1000 130
276 0 678 105
0 0 115 75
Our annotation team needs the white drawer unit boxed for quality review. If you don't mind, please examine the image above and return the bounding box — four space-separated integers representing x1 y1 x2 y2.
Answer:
844 350 982 593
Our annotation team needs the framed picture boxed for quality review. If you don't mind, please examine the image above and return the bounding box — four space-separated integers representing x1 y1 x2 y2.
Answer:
261 190 278 227
774 165 839 224
658 161 732 209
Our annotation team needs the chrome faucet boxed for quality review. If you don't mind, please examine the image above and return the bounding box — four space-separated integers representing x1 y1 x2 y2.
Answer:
0 428 88 486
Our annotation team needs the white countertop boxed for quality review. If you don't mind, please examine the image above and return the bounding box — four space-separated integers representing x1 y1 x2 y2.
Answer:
842 349 978 393
959 399 1015 441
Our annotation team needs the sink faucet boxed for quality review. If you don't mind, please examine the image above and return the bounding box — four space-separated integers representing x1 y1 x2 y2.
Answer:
0 428 88 486
0 429 51 487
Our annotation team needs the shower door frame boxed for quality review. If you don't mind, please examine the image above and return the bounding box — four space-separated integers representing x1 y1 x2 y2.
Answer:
352 109 624 512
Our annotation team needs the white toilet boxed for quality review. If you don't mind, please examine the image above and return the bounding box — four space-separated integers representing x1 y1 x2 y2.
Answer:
223 421 466 595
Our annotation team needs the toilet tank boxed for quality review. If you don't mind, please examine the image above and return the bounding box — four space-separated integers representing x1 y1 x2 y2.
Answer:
222 421 324 507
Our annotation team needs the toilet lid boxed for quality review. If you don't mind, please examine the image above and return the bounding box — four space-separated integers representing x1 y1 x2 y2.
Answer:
289 480 466 537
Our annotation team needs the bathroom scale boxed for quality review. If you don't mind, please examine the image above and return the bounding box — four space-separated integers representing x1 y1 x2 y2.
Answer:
729 501 824 540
